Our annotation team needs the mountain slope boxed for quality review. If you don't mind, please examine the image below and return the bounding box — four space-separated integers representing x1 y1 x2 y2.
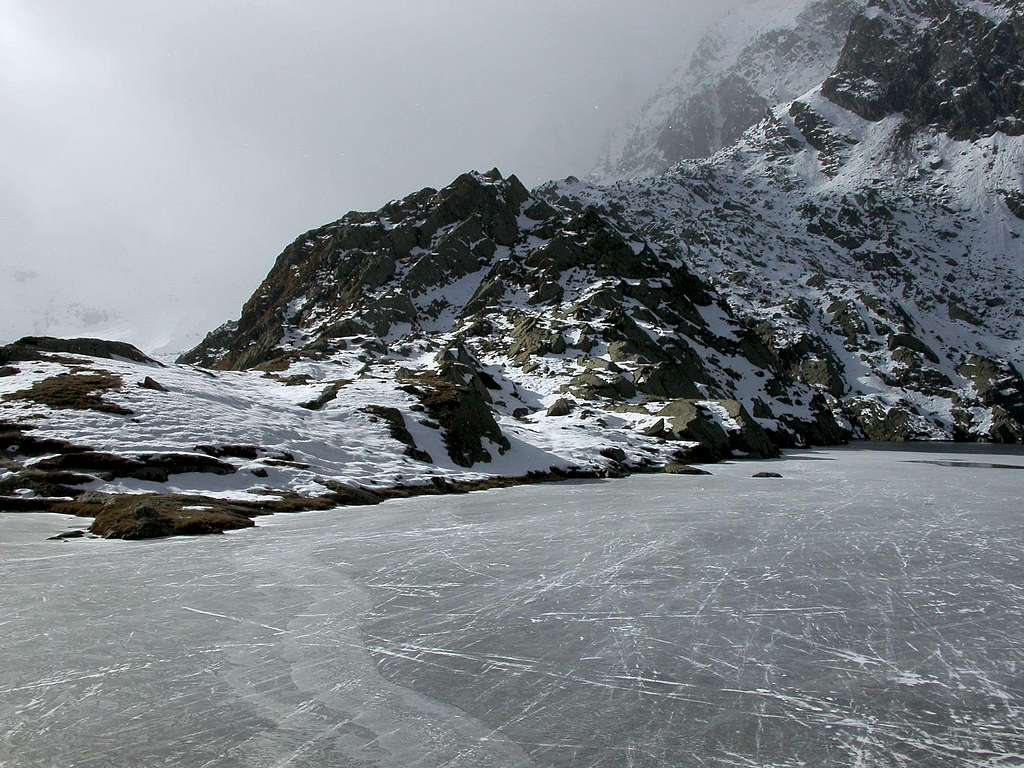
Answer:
555 0 1024 441
595 0 865 180
0 0 1020 538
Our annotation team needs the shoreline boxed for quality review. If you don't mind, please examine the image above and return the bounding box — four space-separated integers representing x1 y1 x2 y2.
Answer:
5 440 1024 541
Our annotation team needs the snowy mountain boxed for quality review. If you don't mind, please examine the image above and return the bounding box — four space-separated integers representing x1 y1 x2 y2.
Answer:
595 0 865 181
1 0 1021 538
558 0 1024 442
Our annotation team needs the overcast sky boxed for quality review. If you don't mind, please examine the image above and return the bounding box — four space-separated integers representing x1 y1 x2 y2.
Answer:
1 0 737 353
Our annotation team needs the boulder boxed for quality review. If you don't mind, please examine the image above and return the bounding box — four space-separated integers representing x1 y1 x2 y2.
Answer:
599 447 628 464
658 400 732 461
663 463 711 476
718 400 779 458
546 398 574 417
564 371 636 400
635 361 703 399
140 376 168 392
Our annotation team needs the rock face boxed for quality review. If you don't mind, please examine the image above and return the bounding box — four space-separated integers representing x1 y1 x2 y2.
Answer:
822 0 1024 137
556 0 1024 444
596 0 864 180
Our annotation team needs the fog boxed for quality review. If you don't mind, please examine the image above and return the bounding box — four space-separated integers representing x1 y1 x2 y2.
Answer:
1 0 739 354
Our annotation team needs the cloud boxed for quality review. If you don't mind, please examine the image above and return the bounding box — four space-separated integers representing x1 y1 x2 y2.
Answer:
0 0 739 353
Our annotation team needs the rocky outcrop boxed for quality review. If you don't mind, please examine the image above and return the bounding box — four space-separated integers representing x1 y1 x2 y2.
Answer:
399 370 510 468
822 0 1024 137
1 336 159 365
33 451 237 482
181 171 533 370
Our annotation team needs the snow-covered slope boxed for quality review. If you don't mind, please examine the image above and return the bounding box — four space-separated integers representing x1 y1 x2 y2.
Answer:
595 0 864 181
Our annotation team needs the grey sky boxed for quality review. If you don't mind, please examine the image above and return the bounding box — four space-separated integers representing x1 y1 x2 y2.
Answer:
1 1 737 353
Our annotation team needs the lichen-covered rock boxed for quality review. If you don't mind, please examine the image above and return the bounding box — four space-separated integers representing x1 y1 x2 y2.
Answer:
657 400 732 461
663 463 711 476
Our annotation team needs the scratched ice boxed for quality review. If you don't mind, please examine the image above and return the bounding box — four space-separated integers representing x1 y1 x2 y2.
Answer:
2 445 1024 767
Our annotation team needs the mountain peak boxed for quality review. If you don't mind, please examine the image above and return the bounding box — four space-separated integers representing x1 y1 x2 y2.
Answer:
595 0 865 181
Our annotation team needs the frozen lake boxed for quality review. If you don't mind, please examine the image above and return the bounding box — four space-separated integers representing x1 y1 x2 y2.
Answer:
2 446 1023 767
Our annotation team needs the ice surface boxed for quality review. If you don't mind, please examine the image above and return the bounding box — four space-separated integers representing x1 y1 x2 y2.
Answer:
1 446 1023 767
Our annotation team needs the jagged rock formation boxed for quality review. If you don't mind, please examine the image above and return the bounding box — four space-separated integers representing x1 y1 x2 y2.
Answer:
183 167 842 452
595 0 865 180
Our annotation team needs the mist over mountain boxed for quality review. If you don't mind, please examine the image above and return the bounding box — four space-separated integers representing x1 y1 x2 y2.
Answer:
0 0 738 353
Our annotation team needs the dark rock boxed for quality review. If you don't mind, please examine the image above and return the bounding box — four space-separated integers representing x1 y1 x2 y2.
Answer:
546 398 574 417
315 479 383 506
250 468 269 478
846 399 920 441
7 336 159 365
0 423 89 458
508 317 566 364
564 371 636 401
363 405 432 463
658 400 732 462
48 530 85 540
195 444 261 460
1007 190 1024 220
299 381 347 411
34 451 236 483
0 468 96 498
635 361 703 399
399 371 509 468
823 0 1024 139
599 447 628 464
719 401 780 458
0 366 17 377
140 376 168 392
753 472 783 478
663 463 711 475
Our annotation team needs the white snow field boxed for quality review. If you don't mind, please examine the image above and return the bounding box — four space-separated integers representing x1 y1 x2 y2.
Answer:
2 445 1023 767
